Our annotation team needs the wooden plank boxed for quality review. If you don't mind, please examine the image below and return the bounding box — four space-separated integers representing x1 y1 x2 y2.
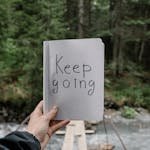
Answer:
56 129 95 135
62 120 87 150
62 122 75 150
100 144 115 150
85 130 95 134
75 121 87 150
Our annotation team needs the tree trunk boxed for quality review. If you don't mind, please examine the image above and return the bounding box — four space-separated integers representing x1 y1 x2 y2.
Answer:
113 34 119 76
139 40 145 62
109 0 115 30
84 0 91 37
112 0 123 76
78 0 84 38
138 10 148 62
134 41 140 62
118 37 124 74
66 0 78 38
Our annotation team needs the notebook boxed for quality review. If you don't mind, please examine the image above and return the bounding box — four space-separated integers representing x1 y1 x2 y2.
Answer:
43 38 104 121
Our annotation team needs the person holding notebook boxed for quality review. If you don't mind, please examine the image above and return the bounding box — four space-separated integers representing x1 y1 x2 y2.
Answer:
0 100 70 150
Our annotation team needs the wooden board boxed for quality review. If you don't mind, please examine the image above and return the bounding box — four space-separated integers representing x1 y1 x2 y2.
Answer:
62 121 87 150
62 121 75 150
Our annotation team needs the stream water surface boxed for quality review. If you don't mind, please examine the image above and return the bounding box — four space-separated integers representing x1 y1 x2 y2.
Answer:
0 111 150 150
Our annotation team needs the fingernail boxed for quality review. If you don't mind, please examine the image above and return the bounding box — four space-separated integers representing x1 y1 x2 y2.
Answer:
52 106 58 111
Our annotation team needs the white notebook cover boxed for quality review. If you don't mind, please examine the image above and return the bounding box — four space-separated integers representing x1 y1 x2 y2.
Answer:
43 38 104 121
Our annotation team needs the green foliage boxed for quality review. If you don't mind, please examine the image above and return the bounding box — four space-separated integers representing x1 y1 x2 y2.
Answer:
0 0 150 117
111 80 150 110
141 85 150 110
0 0 68 106
121 106 136 119
124 20 146 26
113 86 143 106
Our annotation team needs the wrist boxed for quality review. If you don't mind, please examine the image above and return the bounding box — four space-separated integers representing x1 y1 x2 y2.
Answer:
23 131 41 149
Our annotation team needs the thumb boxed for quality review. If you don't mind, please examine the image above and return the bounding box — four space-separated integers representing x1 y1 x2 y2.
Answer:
45 106 58 121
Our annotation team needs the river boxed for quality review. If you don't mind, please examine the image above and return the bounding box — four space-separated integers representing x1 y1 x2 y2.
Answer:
0 110 150 150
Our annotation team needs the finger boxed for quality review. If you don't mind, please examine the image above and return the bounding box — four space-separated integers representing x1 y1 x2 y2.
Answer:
49 120 70 134
45 106 58 121
33 100 43 116
49 120 62 126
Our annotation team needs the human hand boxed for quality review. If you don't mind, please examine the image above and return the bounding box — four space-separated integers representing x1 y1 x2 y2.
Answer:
26 100 70 150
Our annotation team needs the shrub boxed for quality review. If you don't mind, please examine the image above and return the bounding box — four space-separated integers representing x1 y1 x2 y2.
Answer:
121 106 136 119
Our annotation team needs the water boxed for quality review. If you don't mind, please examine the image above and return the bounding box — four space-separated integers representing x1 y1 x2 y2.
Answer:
0 111 150 150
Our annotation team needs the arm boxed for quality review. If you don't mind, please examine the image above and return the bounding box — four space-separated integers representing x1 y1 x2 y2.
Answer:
0 131 40 150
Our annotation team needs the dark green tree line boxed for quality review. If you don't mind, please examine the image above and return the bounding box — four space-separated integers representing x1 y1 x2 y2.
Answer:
0 0 149 112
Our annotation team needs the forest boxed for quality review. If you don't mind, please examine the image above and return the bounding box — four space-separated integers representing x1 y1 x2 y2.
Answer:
0 0 150 121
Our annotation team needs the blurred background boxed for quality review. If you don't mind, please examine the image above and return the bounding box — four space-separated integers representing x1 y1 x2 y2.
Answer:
0 0 150 149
